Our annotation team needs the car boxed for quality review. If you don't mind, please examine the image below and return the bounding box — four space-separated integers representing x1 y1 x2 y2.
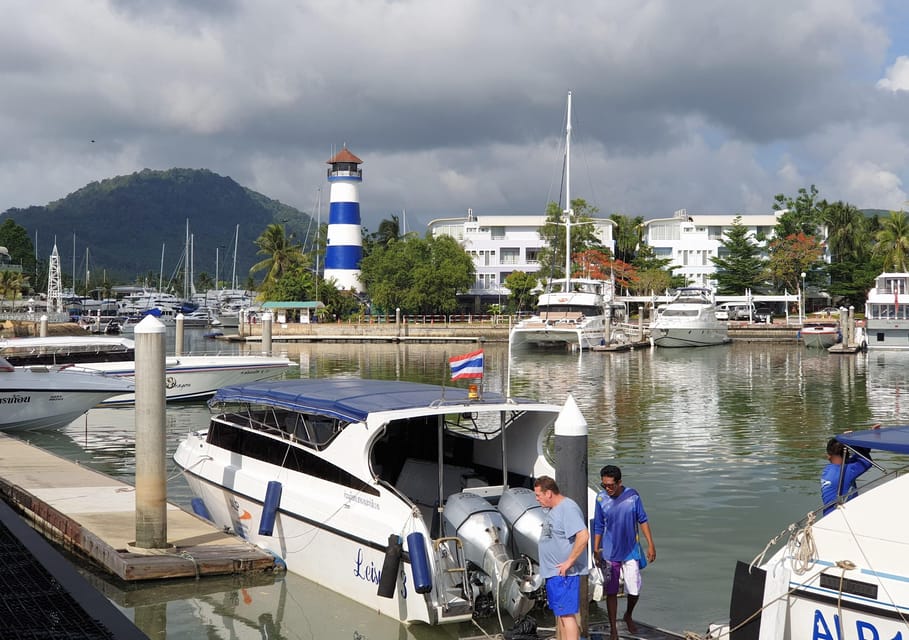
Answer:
816 306 840 317
754 307 773 323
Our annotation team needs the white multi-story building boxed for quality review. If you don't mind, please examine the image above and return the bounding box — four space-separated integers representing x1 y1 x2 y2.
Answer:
643 208 828 288
427 209 616 311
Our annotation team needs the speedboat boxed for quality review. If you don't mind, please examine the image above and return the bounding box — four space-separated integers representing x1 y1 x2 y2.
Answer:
67 354 296 405
650 287 729 348
0 335 136 367
800 323 840 349
510 277 617 350
0 357 134 431
174 379 593 626
708 424 909 639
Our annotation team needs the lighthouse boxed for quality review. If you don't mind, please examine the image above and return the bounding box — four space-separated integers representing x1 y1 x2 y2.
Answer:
324 147 364 292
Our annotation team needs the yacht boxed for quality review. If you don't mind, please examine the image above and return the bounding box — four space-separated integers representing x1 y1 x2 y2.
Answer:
67 354 296 405
708 424 909 639
864 272 909 349
0 357 133 431
510 277 616 350
650 286 729 348
174 378 595 626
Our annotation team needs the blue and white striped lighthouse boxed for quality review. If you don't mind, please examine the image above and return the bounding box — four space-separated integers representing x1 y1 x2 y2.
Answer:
324 147 364 292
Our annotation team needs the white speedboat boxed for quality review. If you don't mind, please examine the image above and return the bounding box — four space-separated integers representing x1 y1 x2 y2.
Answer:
708 425 909 640
650 287 729 348
0 357 134 431
174 379 592 626
864 272 909 349
0 335 135 367
510 277 616 350
800 323 840 349
67 355 296 405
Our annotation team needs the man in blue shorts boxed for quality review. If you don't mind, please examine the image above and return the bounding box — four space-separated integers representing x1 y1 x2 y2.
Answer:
534 475 589 640
592 465 656 640
821 435 874 515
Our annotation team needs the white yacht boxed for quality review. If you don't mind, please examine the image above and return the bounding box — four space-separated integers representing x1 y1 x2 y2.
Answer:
67 354 296 404
508 92 616 351
707 424 909 640
0 357 133 431
650 286 729 348
510 277 615 350
174 379 595 626
864 271 909 349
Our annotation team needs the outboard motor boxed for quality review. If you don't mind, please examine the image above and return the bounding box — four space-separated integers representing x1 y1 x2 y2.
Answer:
443 492 537 618
498 487 546 562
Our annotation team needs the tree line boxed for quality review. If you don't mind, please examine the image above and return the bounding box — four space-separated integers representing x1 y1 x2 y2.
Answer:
1 184 906 317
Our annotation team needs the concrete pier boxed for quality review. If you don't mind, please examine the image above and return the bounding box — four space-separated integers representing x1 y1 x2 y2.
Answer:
0 434 276 581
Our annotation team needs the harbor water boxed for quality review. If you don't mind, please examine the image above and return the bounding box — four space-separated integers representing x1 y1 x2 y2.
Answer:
13 332 908 638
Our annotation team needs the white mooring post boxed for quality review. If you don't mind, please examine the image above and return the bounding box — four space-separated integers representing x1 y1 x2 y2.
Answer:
554 394 589 635
175 313 184 357
262 312 273 355
134 315 168 549
39 315 48 337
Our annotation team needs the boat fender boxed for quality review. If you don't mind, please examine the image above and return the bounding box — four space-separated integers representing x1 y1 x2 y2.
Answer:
258 480 283 536
407 531 433 594
190 497 212 522
377 534 402 599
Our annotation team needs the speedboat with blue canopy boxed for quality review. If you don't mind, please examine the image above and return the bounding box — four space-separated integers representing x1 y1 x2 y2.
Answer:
174 378 590 626
708 425 909 639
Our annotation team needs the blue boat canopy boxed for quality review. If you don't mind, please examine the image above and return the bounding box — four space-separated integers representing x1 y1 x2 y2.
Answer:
837 425 909 454
209 379 541 423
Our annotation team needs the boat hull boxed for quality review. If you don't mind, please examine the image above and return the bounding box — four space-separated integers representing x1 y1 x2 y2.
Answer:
69 356 294 404
176 434 455 626
801 327 839 349
509 320 606 350
651 328 729 348
0 389 127 431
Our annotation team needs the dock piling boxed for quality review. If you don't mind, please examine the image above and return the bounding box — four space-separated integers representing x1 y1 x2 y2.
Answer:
175 313 184 356
134 315 168 549
262 312 273 355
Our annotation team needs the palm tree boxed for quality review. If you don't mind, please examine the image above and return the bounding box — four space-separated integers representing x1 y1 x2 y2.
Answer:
250 224 305 290
823 201 868 263
873 210 909 272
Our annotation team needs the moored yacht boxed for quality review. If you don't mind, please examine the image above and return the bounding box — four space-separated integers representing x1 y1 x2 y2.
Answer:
864 271 909 349
67 354 296 404
510 277 616 350
174 378 594 626
650 286 729 348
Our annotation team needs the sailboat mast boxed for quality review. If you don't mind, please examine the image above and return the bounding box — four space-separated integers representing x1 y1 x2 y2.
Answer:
232 224 239 290
564 91 573 284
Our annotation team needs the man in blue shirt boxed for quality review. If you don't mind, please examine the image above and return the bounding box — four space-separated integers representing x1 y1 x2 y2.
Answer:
820 435 874 515
592 465 656 640
534 475 589 640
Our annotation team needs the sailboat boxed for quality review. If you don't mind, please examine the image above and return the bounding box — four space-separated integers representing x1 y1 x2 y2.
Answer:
509 93 614 351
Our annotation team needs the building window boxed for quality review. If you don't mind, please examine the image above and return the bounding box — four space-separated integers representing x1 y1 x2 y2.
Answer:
526 248 541 264
500 248 519 265
490 226 505 239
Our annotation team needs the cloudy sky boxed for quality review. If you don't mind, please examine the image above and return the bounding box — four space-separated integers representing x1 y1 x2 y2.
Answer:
2 0 908 233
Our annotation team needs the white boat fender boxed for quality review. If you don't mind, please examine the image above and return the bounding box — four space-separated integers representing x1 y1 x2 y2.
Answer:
258 481 283 536
377 534 403 599
406 531 433 594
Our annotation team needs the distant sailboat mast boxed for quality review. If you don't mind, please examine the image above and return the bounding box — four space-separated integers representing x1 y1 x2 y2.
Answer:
564 90 573 287
231 224 239 290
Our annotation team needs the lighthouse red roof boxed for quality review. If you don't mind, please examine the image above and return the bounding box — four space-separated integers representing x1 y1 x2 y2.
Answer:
327 148 362 164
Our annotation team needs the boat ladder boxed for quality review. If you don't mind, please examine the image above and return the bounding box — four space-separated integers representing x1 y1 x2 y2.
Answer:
432 536 473 618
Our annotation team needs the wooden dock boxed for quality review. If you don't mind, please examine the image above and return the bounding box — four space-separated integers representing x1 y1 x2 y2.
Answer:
0 434 276 581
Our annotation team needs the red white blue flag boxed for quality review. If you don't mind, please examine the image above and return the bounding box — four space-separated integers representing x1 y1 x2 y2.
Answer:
449 349 484 380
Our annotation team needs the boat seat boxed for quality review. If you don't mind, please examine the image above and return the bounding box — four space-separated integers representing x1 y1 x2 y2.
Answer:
395 458 479 516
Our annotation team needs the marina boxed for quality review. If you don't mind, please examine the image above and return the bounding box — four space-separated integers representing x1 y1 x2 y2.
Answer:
0 331 904 638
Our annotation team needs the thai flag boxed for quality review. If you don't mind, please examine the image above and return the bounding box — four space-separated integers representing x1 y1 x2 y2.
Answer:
449 349 484 380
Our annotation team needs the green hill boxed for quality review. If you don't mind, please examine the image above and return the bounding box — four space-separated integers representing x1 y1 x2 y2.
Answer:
1 168 315 286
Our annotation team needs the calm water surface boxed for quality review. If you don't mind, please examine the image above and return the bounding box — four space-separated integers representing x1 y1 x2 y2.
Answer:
17 332 909 638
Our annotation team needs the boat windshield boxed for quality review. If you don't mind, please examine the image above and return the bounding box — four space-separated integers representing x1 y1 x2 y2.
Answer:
661 309 700 318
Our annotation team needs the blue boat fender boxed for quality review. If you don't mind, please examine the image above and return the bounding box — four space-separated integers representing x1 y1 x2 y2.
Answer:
190 497 212 522
258 481 283 536
377 534 402 599
407 531 433 594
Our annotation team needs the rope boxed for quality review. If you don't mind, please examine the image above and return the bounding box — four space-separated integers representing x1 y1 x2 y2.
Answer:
786 511 817 575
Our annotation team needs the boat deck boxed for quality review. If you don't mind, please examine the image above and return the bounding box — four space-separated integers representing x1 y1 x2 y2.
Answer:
462 618 685 639
0 434 277 581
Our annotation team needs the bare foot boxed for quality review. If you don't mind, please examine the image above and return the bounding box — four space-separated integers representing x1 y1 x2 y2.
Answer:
609 632 620 640
623 614 638 635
